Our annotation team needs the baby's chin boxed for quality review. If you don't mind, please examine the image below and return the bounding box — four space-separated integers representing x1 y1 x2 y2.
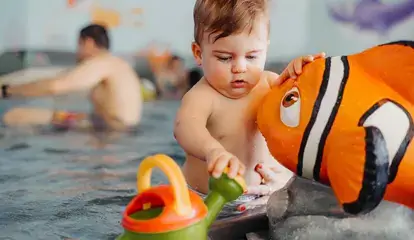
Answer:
219 86 252 99
205 79 250 98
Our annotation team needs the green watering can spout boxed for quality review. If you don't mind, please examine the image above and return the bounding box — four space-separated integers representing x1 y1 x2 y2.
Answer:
204 168 247 228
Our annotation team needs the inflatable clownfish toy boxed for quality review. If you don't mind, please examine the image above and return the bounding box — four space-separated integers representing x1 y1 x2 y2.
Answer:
257 41 414 215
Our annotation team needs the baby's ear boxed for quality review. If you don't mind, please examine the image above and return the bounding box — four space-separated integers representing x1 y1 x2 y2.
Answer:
191 42 202 66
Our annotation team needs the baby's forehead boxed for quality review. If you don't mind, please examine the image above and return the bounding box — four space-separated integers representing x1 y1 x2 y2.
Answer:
201 24 268 50
202 33 267 52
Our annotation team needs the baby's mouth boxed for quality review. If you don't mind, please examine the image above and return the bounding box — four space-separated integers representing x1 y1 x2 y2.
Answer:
231 80 248 88
231 79 247 83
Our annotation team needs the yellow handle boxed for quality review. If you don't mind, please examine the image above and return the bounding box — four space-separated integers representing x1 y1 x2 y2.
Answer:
137 154 192 216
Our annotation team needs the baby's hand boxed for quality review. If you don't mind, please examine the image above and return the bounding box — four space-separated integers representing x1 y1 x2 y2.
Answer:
246 164 289 195
236 163 292 212
206 148 246 179
277 52 326 84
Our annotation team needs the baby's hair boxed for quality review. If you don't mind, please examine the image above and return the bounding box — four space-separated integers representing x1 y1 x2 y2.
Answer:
193 0 270 45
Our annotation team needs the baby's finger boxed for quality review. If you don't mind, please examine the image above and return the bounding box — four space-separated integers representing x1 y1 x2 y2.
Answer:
269 165 282 174
255 164 279 182
237 195 270 212
293 59 304 75
313 52 326 59
246 184 273 195
207 149 222 172
302 55 315 64
227 157 240 179
238 162 246 176
287 63 297 79
207 156 217 173
276 69 290 84
212 155 230 178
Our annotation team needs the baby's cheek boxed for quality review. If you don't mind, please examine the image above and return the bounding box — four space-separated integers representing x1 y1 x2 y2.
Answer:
207 64 229 82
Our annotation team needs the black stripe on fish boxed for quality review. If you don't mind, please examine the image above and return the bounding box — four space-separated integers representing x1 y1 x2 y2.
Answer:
342 126 389 215
379 40 414 49
297 56 350 181
313 56 350 181
297 58 332 177
358 99 414 184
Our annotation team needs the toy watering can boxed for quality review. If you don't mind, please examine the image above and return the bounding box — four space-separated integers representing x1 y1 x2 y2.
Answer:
116 154 246 240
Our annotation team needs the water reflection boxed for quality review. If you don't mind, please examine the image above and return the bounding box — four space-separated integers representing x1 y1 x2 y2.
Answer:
0 100 185 239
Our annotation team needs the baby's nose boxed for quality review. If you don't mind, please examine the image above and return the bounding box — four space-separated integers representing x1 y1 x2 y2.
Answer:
232 60 247 73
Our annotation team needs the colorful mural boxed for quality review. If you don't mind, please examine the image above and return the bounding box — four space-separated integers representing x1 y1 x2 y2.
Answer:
67 0 143 29
327 0 414 34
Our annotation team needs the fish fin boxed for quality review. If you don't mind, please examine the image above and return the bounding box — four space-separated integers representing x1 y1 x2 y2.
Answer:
267 186 289 221
348 40 414 103
326 126 389 215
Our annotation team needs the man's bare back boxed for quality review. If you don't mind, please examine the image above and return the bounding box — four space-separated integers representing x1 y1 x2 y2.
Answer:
0 24 142 131
180 77 291 193
87 54 142 130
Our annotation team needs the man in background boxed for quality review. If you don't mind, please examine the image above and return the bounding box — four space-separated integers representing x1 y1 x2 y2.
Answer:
1 23 142 132
154 54 189 99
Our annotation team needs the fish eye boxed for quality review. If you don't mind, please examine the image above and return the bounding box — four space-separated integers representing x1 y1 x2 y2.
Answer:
280 87 301 127
282 92 299 107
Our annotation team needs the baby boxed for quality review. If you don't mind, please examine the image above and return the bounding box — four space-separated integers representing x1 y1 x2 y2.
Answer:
174 0 324 216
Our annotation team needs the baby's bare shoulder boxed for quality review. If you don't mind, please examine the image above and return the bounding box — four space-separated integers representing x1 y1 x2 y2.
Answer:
178 78 218 117
264 70 280 78
261 71 280 88
183 78 218 101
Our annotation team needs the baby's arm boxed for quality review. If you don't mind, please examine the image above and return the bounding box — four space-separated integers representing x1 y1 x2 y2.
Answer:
174 83 224 161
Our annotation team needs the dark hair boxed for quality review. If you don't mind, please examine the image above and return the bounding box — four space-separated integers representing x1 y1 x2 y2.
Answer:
168 54 184 67
188 67 203 89
193 0 269 44
79 24 110 49
171 55 183 62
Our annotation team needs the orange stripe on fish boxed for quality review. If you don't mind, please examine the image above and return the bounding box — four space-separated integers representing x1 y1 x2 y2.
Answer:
257 40 414 215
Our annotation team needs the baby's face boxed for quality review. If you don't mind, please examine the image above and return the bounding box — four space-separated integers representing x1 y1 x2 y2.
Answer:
193 18 269 99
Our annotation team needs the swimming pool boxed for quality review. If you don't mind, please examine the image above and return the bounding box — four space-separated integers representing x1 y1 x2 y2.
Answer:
0 99 185 239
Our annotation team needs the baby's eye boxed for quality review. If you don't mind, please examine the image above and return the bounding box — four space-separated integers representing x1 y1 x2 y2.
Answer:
217 56 231 62
246 55 257 60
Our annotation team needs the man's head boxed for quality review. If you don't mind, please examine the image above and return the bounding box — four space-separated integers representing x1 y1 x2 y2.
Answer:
168 55 185 73
77 23 110 62
192 0 270 99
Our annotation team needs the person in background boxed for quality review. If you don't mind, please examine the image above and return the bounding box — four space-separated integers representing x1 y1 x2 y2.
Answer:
0 23 142 132
155 54 189 99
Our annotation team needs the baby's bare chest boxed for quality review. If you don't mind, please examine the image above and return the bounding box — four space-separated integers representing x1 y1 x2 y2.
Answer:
207 102 272 164
208 98 261 141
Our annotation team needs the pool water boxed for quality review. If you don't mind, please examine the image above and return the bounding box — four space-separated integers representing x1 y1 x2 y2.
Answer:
0 99 185 239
